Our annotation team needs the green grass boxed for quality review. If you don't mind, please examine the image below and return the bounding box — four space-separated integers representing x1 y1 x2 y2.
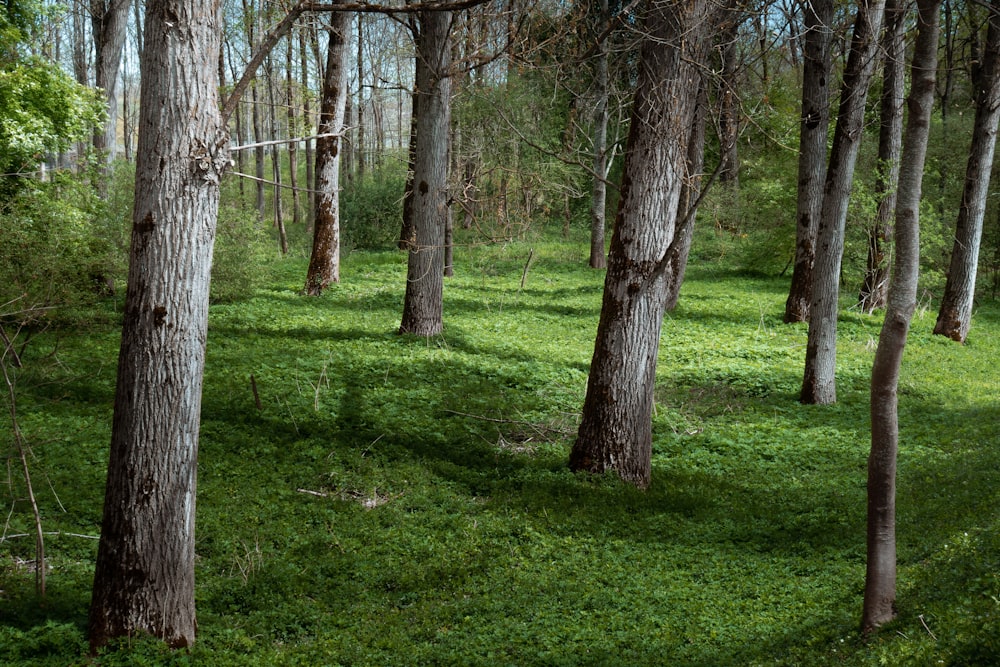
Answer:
2 232 999 665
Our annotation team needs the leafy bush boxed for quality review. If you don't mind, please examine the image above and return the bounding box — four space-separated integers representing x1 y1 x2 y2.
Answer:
340 164 407 250
0 174 124 315
211 203 275 303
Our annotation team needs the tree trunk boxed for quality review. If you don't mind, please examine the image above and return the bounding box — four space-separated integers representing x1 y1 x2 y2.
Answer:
665 79 709 311
286 39 301 227
716 15 741 188
305 12 350 296
267 56 289 255
858 0 906 314
91 0 131 165
357 14 366 181
933 0 1000 343
801 0 886 405
400 88 419 250
301 27 316 217
88 0 227 649
243 0 266 220
863 0 939 633
588 0 610 270
399 10 451 337
783 0 834 323
569 0 718 489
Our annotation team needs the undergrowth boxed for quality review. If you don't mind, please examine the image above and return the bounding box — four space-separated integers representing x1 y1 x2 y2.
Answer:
1 230 998 666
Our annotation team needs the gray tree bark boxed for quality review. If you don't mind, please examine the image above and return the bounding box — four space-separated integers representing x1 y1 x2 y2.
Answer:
305 11 350 296
91 0 131 164
801 0 886 404
588 0 610 270
933 0 1000 343
716 13 741 188
399 9 451 336
863 0 939 633
783 0 834 323
858 0 906 314
286 39 301 227
664 79 708 311
569 0 720 489
88 0 228 649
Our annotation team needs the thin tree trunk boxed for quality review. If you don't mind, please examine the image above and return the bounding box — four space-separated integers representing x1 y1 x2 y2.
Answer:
784 0 834 323
267 56 289 254
357 14 366 181
225 39 248 201
301 26 316 215
801 0 886 405
400 88 419 249
122 48 132 161
286 39 301 227
73 0 90 167
305 12 350 295
91 0 131 166
665 79 709 311
570 0 720 489
859 0 906 314
589 0 610 269
245 0 266 220
933 0 1000 343
716 15 741 188
88 0 227 648
863 0 939 633
399 10 451 336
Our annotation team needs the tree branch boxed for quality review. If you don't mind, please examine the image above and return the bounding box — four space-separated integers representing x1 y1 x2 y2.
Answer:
221 0 493 123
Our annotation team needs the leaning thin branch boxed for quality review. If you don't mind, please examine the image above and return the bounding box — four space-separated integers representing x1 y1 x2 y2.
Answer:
230 131 348 152
1 356 45 597
0 531 100 542
231 170 331 195
0 323 21 369
490 103 621 191
635 156 726 300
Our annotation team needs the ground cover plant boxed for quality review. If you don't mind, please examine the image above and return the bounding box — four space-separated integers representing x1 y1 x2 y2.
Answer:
2 230 999 665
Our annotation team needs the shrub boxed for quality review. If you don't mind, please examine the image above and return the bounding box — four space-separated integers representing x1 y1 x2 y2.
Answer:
211 203 275 303
340 165 407 250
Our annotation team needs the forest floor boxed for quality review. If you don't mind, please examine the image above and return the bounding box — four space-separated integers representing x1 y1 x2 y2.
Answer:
2 236 999 665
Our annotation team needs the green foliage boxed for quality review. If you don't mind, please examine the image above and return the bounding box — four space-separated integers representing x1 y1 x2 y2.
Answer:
0 173 124 315
0 58 102 193
340 161 408 250
211 202 275 303
2 233 999 666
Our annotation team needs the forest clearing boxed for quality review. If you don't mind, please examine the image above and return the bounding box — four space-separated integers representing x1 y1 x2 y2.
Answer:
5 0 1000 660
2 232 999 665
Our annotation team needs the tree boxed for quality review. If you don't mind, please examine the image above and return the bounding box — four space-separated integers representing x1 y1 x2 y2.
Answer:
399 9 451 336
664 78 709 311
858 0 906 314
715 9 742 188
569 0 723 489
305 11 350 295
588 0 610 270
783 0 833 323
90 0 132 165
0 0 100 191
88 0 228 648
800 0 885 404
863 0 939 633
933 0 1000 343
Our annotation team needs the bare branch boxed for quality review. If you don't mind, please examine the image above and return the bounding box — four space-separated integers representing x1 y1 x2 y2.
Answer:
221 0 493 123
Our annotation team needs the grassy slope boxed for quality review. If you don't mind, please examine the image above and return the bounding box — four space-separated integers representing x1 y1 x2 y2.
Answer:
1 236 998 666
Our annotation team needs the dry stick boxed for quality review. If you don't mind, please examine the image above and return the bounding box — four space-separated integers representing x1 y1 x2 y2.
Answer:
250 374 263 410
519 248 534 291
0 353 44 597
